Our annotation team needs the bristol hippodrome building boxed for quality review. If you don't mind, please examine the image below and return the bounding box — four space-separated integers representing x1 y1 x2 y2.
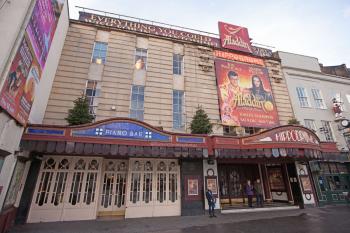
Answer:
13 9 348 223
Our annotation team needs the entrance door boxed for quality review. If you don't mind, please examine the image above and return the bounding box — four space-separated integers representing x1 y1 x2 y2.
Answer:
125 159 180 218
218 164 260 205
27 156 101 223
287 163 303 206
98 160 128 217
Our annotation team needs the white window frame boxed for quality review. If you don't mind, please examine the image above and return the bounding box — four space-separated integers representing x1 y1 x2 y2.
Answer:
173 90 185 130
129 85 145 121
173 54 184 75
296 87 310 108
320 120 334 142
91 42 108 64
85 80 101 119
311 89 326 109
134 48 148 70
304 119 317 132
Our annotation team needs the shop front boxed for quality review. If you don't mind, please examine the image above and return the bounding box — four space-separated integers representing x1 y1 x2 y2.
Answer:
18 118 207 223
17 119 341 223
309 152 350 205
211 125 325 209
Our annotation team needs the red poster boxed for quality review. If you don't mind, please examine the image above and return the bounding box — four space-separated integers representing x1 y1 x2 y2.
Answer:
0 0 64 125
215 59 279 128
218 22 252 53
0 36 41 125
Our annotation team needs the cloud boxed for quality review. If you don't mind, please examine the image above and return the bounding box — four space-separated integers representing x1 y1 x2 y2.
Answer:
344 6 350 18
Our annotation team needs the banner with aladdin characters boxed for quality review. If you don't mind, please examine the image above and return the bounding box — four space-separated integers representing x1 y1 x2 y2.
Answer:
215 59 279 128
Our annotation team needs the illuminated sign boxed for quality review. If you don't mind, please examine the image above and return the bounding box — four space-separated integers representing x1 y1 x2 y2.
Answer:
218 22 252 53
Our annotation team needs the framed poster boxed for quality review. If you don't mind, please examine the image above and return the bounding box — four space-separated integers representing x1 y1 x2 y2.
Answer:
300 175 312 194
188 179 199 196
205 176 218 195
267 167 286 191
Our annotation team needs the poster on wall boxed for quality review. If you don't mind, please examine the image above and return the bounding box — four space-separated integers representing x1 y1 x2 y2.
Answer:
206 177 218 195
215 59 279 128
188 179 199 196
267 167 286 191
0 0 65 125
300 175 312 194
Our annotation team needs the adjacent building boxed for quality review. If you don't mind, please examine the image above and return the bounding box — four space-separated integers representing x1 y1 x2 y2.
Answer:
278 51 350 205
0 0 68 232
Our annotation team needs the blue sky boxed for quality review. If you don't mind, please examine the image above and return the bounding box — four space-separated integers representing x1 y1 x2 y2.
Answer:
68 0 350 66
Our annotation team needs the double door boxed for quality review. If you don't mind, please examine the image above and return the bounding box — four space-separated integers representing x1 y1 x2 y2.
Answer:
98 160 128 216
125 159 180 218
28 156 101 223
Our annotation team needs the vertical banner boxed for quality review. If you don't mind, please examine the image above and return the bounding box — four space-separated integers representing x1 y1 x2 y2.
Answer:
215 59 279 128
0 0 64 125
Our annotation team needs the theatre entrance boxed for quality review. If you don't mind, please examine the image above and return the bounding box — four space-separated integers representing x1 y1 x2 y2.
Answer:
218 164 260 206
97 160 128 217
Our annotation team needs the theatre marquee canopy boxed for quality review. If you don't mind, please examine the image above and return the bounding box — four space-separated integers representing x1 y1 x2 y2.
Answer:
20 118 343 161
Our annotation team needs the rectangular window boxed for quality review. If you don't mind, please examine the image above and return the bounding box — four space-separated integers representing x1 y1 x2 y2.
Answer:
92 42 108 64
346 94 350 104
135 48 147 70
173 54 183 75
130 85 145 121
304 119 317 132
85 80 100 119
321 121 334 142
296 87 310 107
173 90 185 129
311 89 326 109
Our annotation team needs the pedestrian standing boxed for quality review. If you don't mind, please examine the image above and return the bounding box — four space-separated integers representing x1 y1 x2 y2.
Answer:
254 179 264 207
206 189 216 217
245 180 254 208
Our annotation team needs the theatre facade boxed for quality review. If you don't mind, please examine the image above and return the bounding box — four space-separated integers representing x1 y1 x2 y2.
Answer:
13 9 348 223
19 119 339 222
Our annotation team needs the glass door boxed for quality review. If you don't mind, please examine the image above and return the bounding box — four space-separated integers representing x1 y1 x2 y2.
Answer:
98 160 128 215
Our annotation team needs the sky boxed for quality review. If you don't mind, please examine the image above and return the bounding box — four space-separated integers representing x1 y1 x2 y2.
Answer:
68 0 350 66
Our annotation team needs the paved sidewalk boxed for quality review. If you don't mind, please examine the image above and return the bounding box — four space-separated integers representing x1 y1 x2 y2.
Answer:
9 206 342 233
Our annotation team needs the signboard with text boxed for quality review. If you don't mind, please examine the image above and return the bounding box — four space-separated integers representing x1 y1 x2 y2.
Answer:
0 0 64 125
215 59 279 128
242 126 320 145
72 121 171 142
214 50 265 66
79 12 273 58
218 22 253 53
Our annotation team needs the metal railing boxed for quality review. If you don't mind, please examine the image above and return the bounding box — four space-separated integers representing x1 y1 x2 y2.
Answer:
75 6 274 49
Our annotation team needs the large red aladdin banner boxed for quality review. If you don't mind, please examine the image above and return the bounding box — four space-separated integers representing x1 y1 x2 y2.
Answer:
0 0 64 125
215 59 279 128
218 22 253 54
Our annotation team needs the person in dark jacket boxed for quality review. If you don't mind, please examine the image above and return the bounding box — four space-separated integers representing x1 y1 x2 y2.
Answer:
245 180 254 207
254 179 264 207
206 189 216 217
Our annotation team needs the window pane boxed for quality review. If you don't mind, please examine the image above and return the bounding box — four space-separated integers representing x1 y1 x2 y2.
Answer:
135 49 147 70
92 42 108 64
130 85 145 121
